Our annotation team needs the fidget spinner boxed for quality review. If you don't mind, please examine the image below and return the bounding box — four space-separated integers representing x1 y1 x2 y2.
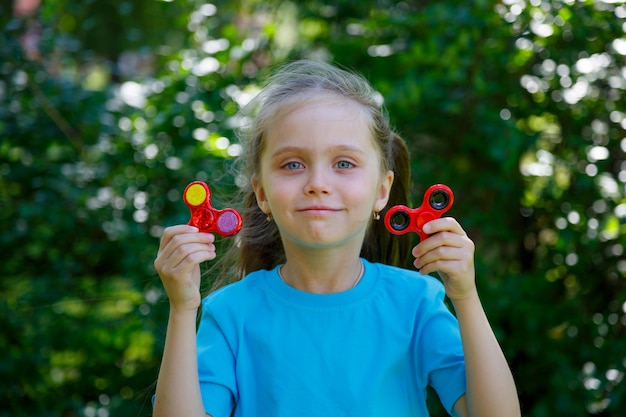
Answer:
183 181 242 237
384 184 454 241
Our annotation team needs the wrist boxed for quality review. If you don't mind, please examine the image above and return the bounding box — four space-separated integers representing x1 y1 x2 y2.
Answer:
169 304 200 320
449 289 480 309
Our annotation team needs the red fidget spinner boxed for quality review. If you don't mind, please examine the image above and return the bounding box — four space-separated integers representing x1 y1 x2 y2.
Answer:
183 181 242 237
384 184 454 241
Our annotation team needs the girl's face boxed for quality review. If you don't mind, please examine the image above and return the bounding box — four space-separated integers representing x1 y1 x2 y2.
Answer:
253 97 394 253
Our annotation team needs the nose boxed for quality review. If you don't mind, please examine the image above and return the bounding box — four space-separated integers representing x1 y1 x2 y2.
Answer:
304 166 331 195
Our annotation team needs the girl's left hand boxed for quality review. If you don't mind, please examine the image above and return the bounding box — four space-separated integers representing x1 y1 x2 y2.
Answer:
412 217 476 302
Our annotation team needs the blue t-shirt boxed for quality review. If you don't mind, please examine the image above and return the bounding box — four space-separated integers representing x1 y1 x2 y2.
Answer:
197 259 466 417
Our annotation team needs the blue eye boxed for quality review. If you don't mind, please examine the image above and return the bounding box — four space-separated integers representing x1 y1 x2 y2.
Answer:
336 160 354 169
284 161 304 170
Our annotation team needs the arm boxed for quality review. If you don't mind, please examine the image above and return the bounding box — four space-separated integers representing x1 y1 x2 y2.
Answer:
451 292 520 417
153 225 217 417
413 219 520 417
154 308 210 417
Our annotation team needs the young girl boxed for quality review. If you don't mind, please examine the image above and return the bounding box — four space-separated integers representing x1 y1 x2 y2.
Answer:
153 60 520 417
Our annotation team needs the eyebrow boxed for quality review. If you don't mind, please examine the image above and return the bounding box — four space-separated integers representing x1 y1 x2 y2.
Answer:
270 144 368 158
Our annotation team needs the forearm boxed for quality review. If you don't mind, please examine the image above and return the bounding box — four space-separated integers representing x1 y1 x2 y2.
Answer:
154 308 207 417
453 292 520 417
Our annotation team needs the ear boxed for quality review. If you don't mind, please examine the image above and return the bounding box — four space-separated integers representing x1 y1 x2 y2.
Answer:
252 175 270 213
374 170 394 213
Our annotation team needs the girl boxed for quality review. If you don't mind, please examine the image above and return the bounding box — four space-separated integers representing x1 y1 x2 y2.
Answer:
153 60 520 417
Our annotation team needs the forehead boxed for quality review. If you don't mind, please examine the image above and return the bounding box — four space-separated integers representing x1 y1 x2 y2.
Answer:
276 90 366 115
266 99 372 149
269 92 373 132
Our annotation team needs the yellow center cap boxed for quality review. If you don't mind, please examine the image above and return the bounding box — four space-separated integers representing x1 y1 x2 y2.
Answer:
185 183 207 206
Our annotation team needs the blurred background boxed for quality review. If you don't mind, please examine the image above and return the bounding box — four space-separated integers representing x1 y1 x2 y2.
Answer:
1 0 626 416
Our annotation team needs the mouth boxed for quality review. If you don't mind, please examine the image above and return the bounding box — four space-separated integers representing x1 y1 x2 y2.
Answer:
298 206 340 215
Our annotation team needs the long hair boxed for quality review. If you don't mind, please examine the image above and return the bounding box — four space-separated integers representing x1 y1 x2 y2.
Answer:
206 60 412 293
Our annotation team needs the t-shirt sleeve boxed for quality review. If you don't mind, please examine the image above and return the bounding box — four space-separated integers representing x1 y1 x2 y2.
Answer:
196 296 238 417
416 278 466 415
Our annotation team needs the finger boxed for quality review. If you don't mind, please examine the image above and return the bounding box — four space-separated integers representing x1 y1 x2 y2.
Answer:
159 224 200 247
168 242 217 270
412 230 470 258
422 217 466 237
155 234 216 276
158 228 215 259
159 224 215 253
413 245 471 271
157 246 216 284
412 217 467 258
416 253 474 276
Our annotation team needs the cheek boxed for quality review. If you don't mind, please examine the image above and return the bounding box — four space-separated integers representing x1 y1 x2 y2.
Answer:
263 178 291 207
345 177 380 208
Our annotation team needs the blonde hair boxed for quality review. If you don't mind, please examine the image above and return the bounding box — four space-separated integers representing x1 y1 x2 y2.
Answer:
207 60 411 292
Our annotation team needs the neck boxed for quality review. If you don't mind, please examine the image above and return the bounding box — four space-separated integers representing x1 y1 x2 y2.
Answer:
279 252 364 294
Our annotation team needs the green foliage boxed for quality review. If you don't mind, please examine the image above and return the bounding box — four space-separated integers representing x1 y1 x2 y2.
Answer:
1 0 625 415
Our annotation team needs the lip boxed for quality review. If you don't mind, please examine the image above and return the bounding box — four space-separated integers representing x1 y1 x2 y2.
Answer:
298 206 340 214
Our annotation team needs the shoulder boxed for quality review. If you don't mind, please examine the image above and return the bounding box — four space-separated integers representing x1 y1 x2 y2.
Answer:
202 268 272 310
359 261 452 324
367 261 446 300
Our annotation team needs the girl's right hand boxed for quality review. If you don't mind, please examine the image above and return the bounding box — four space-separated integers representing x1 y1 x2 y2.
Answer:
154 225 217 312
